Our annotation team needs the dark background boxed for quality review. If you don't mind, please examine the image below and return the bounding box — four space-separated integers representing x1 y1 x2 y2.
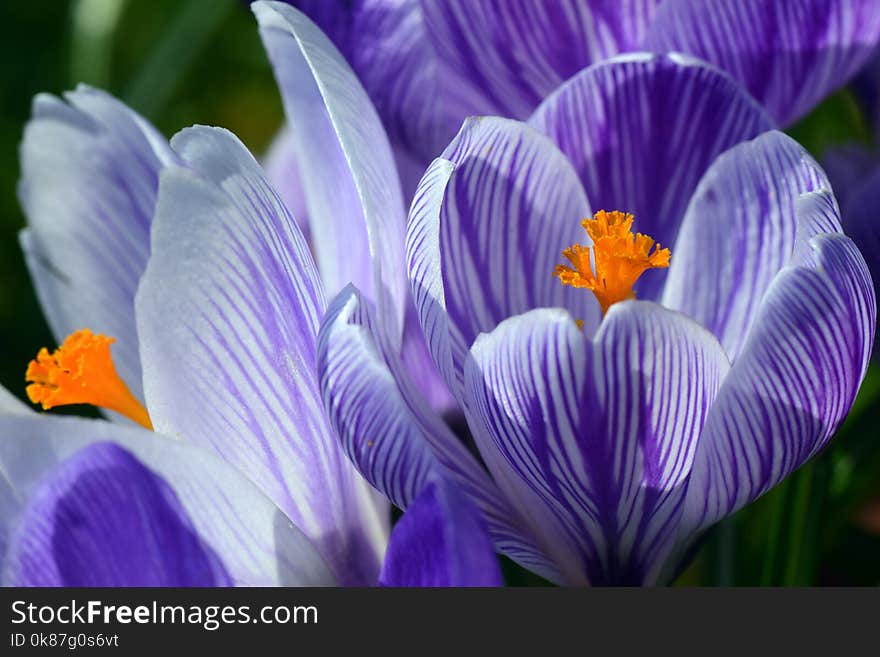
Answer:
0 0 878 585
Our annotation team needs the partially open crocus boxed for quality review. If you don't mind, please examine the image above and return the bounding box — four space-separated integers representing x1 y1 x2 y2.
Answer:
317 52 876 584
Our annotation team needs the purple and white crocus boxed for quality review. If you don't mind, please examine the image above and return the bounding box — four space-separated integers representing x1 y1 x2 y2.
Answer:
279 0 880 189
1 2 501 587
315 50 877 583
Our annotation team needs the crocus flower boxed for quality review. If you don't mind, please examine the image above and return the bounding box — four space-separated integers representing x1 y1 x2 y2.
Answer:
4 2 500 587
277 0 880 182
317 51 877 584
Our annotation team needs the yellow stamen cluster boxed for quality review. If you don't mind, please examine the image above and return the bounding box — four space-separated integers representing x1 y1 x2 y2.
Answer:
26 329 152 429
555 210 671 315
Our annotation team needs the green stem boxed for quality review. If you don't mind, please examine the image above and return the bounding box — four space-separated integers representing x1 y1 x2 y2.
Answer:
759 480 790 586
711 517 737 586
69 0 128 87
783 464 818 585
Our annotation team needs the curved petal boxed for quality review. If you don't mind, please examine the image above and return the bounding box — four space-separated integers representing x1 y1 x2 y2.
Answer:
0 414 334 586
421 0 662 121
662 131 832 361
465 303 730 584
318 287 436 511
263 124 311 244
529 53 774 301
6 442 233 587
681 231 876 540
379 475 503 587
399 304 457 416
18 86 174 402
136 126 386 585
643 0 880 127
288 0 455 162
317 285 561 581
407 117 597 401
254 1 407 341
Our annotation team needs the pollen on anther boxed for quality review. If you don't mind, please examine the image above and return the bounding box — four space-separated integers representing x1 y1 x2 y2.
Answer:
25 329 153 430
554 210 670 316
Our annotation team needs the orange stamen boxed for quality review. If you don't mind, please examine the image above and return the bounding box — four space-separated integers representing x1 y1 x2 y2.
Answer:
25 329 152 429
554 210 670 316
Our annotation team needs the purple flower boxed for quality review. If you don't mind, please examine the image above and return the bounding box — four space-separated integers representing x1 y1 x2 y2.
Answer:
281 0 880 174
3 2 500 587
317 52 876 584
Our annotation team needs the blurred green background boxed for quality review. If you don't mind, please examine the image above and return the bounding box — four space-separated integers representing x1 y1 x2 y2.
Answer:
0 0 878 585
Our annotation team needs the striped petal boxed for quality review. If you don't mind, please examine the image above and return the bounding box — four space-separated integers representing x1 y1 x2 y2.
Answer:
399 304 457 416
379 475 503 587
263 125 311 245
681 229 876 540
136 126 386 585
643 0 880 127
286 0 455 162
254 1 407 341
7 442 232 587
317 285 560 581
18 86 174 403
465 303 730 584
529 53 774 301
406 117 597 402
0 415 334 586
421 0 663 120
662 131 833 361
318 286 437 511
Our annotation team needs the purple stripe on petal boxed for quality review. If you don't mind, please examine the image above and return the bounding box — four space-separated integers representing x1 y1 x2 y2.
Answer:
379 475 503 587
399 303 457 416
529 53 774 301
136 126 385 585
644 0 880 126
663 131 831 361
317 285 561 582
287 0 456 163
318 286 437 511
422 0 663 120
408 117 597 402
18 87 175 403
681 230 876 540
254 1 408 341
5 443 232 587
406 157 460 401
263 125 311 245
465 303 729 584
0 414 334 586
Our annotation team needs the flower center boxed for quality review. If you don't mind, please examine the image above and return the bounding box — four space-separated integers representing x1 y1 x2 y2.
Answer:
25 329 152 429
554 210 671 316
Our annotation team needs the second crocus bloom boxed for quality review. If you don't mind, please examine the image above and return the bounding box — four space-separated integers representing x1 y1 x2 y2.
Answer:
318 53 876 585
